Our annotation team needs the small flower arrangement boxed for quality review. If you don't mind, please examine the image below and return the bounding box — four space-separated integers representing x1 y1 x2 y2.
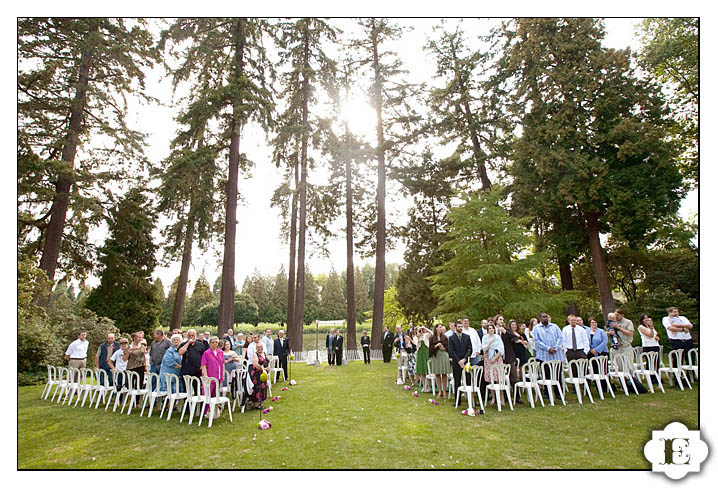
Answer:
259 372 268 382
271 396 280 401
289 379 297 385
281 387 288 391
258 419 272 430
461 408 478 417
289 354 295 360
262 406 274 414
404 385 411 391
464 364 472 373
428 399 439 405
395 353 400 359
412 391 419 398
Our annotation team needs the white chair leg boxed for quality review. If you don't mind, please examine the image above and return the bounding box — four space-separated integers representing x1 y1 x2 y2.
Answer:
496 389 502 412
557 383 566 405
140 395 148 416
656 375 665 394
527 386 535 408
584 382 594 404
506 387 514 411
683 372 692 390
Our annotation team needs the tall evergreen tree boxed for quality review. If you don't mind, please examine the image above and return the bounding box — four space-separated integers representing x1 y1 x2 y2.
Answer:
242 270 273 323
268 265 289 325
320 269 346 321
350 19 420 349
503 18 684 318
184 270 214 326
85 188 161 334
272 18 338 350
161 18 276 336
18 18 159 293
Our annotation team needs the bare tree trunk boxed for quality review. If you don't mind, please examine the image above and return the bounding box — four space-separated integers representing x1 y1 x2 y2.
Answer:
586 211 615 320
344 122 357 351
39 22 98 298
287 156 298 345
170 210 195 330
370 20 386 350
218 19 245 336
292 27 310 351
558 254 578 316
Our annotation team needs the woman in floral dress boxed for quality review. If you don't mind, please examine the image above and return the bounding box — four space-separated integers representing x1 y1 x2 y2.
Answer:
246 342 270 409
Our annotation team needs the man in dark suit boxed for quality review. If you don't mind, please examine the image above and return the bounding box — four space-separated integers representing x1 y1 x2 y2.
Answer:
333 329 344 366
381 326 394 363
448 324 472 404
360 330 371 364
273 329 291 381
325 328 335 365
223 328 235 349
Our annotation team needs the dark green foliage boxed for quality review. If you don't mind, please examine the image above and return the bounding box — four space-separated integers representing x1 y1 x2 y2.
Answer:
18 18 159 281
233 293 259 325
637 18 698 186
242 270 273 323
430 187 579 321
319 269 345 320
85 188 161 335
183 272 214 326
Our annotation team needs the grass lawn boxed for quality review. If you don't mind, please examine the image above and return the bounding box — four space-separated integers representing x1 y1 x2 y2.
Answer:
18 360 698 469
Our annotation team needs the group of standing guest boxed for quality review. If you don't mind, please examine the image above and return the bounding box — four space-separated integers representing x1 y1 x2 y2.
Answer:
81 327 292 414
324 328 345 365
386 306 696 409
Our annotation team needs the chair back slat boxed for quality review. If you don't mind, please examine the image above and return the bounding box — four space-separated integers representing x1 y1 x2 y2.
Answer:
640 351 659 373
669 349 684 369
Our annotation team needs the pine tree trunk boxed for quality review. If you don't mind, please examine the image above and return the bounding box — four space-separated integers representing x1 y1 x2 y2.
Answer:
218 19 245 336
287 156 298 345
170 210 195 330
344 122 357 351
558 254 578 316
39 23 98 297
370 22 386 350
585 211 615 320
292 28 310 351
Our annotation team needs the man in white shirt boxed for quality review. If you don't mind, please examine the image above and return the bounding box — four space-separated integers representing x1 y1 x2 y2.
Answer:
445 322 456 338
65 331 89 372
107 338 130 390
262 328 274 357
562 315 589 375
662 306 695 368
462 318 482 367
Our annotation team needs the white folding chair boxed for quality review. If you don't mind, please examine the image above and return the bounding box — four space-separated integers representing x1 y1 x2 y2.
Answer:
635 351 665 394
536 360 566 406
140 372 167 417
233 362 249 413
681 348 698 381
424 362 437 395
513 361 544 408
90 368 113 408
74 368 95 407
455 366 483 411
60 367 81 405
50 367 69 402
658 349 692 391
484 364 514 412
198 377 233 427
609 352 639 395
563 359 594 404
180 376 204 425
121 370 148 415
631 346 644 371
586 355 615 400
159 373 187 421
41 365 58 400
108 370 129 412
269 356 285 383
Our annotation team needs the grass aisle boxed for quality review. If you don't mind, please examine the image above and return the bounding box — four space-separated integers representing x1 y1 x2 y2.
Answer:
18 361 698 469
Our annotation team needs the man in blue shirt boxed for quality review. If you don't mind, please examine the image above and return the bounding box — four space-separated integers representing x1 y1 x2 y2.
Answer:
533 312 565 396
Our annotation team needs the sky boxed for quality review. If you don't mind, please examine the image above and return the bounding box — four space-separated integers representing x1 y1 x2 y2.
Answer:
51 18 698 294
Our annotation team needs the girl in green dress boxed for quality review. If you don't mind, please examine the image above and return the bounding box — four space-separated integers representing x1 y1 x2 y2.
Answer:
415 325 431 392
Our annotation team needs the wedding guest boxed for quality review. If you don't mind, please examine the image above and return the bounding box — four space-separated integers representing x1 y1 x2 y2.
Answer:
107 338 130 391
405 328 417 388
222 338 240 386
662 307 694 365
482 324 505 405
361 330 371 364
159 334 183 393
638 314 661 354
245 342 270 410
609 309 635 373
415 326 431 391
448 320 472 403
94 333 119 386
233 332 244 359
149 330 171 390
586 317 609 359
179 329 207 392
428 325 450 398
333 329 344 366
381 326 394 363
274 330 291 380
262 328 274 357
127 332 147 389
65 330 89 374
326 328 336 366
511 321 529 366
200 336 225 417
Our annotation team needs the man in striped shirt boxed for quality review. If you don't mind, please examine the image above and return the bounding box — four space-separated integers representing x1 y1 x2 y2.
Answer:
533 312 565 397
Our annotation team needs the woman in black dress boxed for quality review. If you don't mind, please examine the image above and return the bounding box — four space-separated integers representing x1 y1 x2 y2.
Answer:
511 320 529 367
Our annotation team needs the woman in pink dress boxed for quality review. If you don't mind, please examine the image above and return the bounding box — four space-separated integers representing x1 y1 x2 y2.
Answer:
201 336 225 415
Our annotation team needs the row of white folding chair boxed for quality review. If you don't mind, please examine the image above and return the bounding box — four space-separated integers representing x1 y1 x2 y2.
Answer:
513 361 545 408
455 366 485 412
682 348 699 380
585 356 616 400
634 351 665 394
658 349 693 391
179 374 233 427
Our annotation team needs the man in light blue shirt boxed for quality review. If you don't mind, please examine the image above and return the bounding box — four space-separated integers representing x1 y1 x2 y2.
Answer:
262 328 274 357
533 312 565 363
